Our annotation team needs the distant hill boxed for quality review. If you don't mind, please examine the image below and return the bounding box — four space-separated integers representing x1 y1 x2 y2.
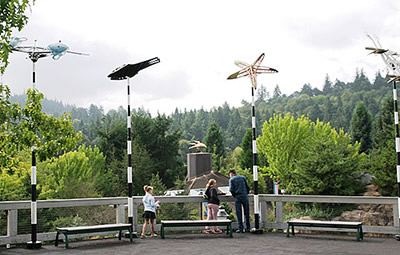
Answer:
10 70 392 151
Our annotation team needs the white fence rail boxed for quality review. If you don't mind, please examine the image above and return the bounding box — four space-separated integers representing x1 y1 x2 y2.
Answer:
0 195 398 246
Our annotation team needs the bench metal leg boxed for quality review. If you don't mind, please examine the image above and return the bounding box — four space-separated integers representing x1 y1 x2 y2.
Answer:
55 231 59 246
286 224 290 237
129 227 133 242
229 224 233 238
357 226 363 241
161 225 165 239
292 225 295 236
65 234 69 249
119 230 122 240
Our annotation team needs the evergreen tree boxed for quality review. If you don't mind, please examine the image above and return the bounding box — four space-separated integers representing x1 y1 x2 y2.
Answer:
370 96 397 196
350 102 372 153
240 129 253 170
322 74 333 95
273 85 282 98
372 96 394 148
204 122 225 170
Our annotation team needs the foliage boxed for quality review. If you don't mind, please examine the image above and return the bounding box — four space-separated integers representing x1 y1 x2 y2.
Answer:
258 113 364 195
1 87 81 168
149 173 167 196
0 0 33 73
369 96 397 196
204 122 225 170
240 128 253 170
257 113 312 190
0 167 25 201
350 102 372 153
39 145 107 199
369 140 397 196
294 121 365 195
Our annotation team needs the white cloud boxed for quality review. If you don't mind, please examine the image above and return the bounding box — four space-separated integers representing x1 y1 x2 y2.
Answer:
4 0 400 115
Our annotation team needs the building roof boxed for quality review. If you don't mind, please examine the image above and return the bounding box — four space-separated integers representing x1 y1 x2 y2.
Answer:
185 171 230 194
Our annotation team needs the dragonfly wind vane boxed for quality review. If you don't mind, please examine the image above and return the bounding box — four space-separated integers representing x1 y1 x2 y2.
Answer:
227 53 278 89
227 53 277 234
366 36 400 242
366 35 400 82
10 37 88 62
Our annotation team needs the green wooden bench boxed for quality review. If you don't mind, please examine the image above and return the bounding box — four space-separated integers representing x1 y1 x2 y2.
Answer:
160 220 233 239
55 223 133 248
286 220 364 241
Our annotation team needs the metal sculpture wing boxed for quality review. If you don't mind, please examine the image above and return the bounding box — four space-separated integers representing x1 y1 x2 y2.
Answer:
227 53 278 89
108 57 160 80
189 140 207 152
366 35 400 82
10 37 88 61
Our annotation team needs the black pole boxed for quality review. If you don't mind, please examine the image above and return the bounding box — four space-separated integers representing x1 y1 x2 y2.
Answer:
27 60 41 249
392 80 400 222
251 87 262 234
27 147 41 249
127 78 133 226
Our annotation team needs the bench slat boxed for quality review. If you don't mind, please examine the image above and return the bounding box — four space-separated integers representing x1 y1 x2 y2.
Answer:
288 220 362 226
286 220 363 241
57 223 132 232
55 223 133 248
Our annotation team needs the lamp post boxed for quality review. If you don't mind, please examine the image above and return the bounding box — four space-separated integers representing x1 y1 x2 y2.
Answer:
10 37 87 249
227 53 278 234
108 57 160 232
366 35 400 240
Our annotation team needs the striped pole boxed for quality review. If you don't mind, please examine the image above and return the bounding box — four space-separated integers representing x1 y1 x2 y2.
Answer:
27 60 41 249
392 81 400 220
127 78 133 227
251 86 261 232
32 61 36 89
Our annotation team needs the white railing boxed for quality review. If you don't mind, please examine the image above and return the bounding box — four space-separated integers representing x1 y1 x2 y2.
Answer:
0 194 398 246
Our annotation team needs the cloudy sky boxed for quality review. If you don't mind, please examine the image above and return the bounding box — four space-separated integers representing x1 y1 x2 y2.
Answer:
3 0 400 115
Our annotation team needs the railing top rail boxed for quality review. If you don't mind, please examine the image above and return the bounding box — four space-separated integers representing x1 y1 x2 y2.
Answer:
258 194 397 204
0 194 397 210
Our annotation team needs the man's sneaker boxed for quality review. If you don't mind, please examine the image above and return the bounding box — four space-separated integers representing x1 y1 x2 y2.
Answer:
140 235 146 239
205 229 213 234
235 229 243 233
214 229 222 233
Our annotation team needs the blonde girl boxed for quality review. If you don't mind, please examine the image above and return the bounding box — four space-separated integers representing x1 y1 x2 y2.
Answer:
141 185 160 238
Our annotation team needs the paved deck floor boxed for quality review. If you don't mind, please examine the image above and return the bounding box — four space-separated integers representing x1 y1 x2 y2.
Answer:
1 232 399 255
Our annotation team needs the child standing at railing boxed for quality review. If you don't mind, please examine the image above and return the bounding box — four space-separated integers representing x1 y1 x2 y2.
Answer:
141 185 160 238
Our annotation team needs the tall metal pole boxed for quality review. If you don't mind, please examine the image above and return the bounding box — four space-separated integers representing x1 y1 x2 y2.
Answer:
392 81 400 220
127 78 133 227
27 60 41 249
251 87 260 232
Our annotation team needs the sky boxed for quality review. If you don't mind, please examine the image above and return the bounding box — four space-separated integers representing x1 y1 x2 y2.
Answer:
3 0 400 116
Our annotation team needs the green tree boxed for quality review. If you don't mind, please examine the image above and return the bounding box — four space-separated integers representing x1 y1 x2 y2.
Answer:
149 173 167 196
204 122 225 170
40 149 100 199
240 128 253 170
0 88 81 168
372 96 393 148
294 121 365 195
370 140 397 196
257 113 312 190
350 101 372 153
370 96 397 196
0 0 33 73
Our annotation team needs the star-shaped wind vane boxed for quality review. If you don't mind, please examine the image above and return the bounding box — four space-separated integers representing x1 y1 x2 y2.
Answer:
227 53 278 89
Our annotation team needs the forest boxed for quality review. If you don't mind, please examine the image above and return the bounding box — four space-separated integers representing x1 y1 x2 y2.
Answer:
2 69 398 201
